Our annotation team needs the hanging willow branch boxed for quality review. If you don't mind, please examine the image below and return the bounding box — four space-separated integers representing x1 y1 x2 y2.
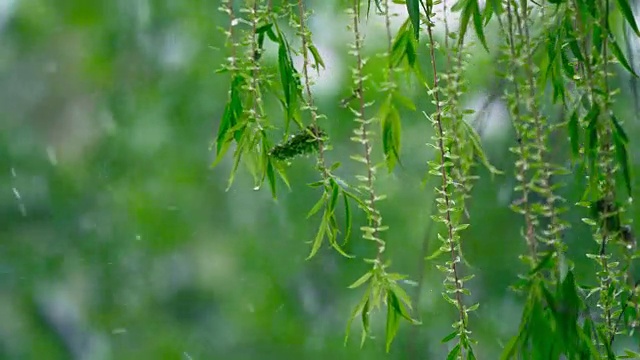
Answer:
422 1 478 357
212 0 640 356
344 0 419 352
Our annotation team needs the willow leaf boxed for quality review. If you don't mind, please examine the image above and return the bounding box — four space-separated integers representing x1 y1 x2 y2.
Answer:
308 44 325 73
612 114 633 196
266 157 277 199
442 330 458 343
471 0 489 51
459 0 472 45
306 211 328 259
406 0 421 40
460 119 503 176
273 161 291 190
349 271 373 289
447 344 462 360
329 179 340 214
385 292 401 352
568 109 580 160
360 296 371 347
307 193 327 219
343 191 352 244
345 290 371 345
615 0 640 36
381 101 402 173
610 37 638 77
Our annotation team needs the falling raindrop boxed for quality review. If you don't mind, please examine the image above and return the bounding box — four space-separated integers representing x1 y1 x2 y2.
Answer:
10 168 27 216
111 328 127 335
46 146 58 166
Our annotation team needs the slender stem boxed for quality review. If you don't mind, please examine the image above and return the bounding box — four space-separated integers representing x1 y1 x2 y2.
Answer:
352 0 385 261
504 0 538 259
297 0 329 175
425 15 468 357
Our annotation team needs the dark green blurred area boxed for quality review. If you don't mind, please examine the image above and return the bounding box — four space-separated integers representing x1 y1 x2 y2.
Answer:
1 0 640 359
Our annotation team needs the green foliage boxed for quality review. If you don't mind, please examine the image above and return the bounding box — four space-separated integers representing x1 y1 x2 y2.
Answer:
213 0 640 356
7 0 640 356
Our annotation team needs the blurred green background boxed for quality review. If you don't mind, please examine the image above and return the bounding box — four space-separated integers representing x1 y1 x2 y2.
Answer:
2 0 640 359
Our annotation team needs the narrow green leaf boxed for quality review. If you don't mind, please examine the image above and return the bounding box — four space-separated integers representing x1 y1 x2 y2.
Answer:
306 211 328 259
361 297 371 347
391 21 410 67
585 103 600 176
561 271 580 313
393 91 417 110
405 32 418 67
569 37 585 62
499 335 521 360
349 271 373 289
529 251 555 275
216 75 244 155
329 233 354 258
265 26 279 42
447 344 462 360
451 0 466 12
611 113 629 143
468 347 477 360
467 303 480 312
308 180 325 188
226 133 249 190
458 0 473 46
307 193 327 219
343 190 370 214
615 0 640 36
273 161 291 190
216 102 234 155
329 179 340 214
381 103 402 173
266 158 277 199
612 115 633 196
471 0 489 51
385 292 401 352
461 119 503 176
593 23 603 54
426 247 444 260
568 109 580 159
610 37 638 77
441 330 458 343
560 48 575 78
343 192 353 244
345 290 371 345
388 284 415 317
406 0 421 40
308 44 326 72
